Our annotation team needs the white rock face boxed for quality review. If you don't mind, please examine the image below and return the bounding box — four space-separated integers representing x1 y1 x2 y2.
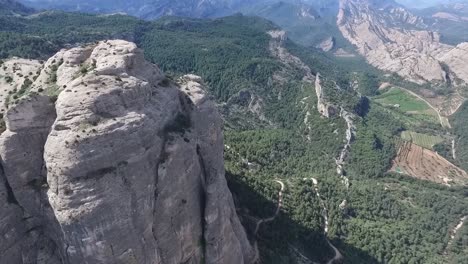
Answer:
316 37 335 52
337 0 468 86
315 74 337 118
439 43 468 84
432 12 468 22
0 40 254 264
0 58 43 113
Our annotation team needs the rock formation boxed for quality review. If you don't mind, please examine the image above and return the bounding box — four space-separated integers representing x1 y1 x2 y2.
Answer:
267 30 314 81
315 74 337 118
335 108 356 176
337 0 468 86
316 37 335 52
0 40 254 264
337 0 468 116
268 31 338 119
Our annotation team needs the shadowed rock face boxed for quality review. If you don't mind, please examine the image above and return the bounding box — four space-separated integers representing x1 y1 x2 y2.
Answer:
0 40 254 264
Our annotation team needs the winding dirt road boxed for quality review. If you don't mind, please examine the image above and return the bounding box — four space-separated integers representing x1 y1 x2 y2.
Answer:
395 86 451 128
252 180 285 263
304 178 343 264
326 239 343 264
254 180 285 235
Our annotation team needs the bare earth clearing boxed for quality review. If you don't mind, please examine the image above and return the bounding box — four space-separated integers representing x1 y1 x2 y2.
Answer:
392 141 468 185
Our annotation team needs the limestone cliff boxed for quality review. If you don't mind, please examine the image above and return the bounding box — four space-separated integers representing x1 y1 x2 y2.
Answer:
337 0 468 115
0 40 254 264
315 74 338 118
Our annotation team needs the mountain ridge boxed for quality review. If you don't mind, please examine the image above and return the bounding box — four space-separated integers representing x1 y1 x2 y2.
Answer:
0 0 33 14
1 3 468 264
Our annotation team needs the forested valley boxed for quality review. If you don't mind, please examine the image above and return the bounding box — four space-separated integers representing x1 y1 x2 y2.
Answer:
0 10 467 264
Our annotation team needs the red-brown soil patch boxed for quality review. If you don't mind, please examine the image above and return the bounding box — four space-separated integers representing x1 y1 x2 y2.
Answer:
392 141 468 185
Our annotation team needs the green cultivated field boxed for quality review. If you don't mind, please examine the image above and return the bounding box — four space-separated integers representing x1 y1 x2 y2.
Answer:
375 88 430 112
373 87 440 127
401 131 444 149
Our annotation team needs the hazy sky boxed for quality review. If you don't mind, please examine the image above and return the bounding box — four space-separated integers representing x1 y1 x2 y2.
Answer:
20 0 468 11
396 0 467 8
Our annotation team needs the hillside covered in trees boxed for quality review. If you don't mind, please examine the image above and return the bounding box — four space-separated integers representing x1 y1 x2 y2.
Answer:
0 9 467 264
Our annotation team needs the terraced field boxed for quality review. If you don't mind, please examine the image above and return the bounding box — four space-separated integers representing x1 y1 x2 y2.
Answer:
401 131 444 150
392 141 468 185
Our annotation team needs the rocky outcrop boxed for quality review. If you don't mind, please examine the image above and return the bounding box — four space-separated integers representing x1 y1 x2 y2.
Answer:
0 40 254 264
337 0 468 86
316 37 335 52
439 43 468 84
267 30 315 82
268 30 339 119
432 12 468 22
267 31 355 178
315 74 337 118
338 0 444 84
337 0 468 116
0 58 43 113
225 89 268 123
335 108 356 176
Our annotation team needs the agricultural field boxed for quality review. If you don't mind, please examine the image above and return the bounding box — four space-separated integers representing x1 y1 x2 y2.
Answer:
401 131 444 150
391 141 468 185
373 87 440 126
375 87 428 112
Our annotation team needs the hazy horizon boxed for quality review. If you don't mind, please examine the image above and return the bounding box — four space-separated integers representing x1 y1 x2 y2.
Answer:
396 0 467 9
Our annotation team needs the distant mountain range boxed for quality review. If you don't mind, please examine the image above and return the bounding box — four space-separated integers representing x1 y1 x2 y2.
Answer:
0 0 33 14
19 0 468 17
20 0 261 19
8 0 468 86
14 0 342 48
16 0 468 42
397 0 468 9
19 0 341 19
1 0 468 263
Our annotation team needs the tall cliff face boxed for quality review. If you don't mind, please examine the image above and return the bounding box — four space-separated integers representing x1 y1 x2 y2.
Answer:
337 0 468 115
0 40 254 264
337 0 468 86
338 0 444 83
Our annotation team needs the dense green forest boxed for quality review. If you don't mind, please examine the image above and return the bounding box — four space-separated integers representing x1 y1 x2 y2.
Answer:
0 12 142 59
0 10 467 264
142 15 281 102
452 102 468 171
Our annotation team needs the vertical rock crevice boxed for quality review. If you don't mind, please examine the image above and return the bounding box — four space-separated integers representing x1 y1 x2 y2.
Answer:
0 161 20 206
0 40 254 264
196 143 208 262
0 90 64 263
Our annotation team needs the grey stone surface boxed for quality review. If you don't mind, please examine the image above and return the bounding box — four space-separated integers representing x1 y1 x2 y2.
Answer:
0 40 254 264
337 0 468 115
